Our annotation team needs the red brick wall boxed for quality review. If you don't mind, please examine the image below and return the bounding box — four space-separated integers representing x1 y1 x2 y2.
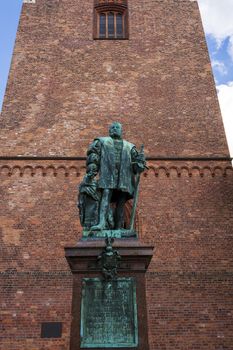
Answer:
1 162 233 349
0 0 233 349
0 0 229 156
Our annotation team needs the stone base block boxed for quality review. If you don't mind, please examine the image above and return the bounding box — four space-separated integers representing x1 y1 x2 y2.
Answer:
65 239 154 350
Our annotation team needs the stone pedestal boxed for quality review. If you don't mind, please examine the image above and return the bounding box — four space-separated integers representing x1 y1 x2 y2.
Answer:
65 239 154 350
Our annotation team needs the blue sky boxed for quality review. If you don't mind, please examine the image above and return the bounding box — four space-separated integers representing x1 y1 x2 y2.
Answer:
0 0 232 153
197 0 233 155
208 35 233 85
0 0 22 111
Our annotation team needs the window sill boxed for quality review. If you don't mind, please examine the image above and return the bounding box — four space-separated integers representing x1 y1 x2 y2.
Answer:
93 37 129 40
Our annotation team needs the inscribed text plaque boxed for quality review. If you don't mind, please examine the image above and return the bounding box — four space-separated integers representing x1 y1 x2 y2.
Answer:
80 278 138 348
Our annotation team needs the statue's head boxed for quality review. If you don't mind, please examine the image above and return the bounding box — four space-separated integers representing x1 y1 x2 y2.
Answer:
109 122 122 139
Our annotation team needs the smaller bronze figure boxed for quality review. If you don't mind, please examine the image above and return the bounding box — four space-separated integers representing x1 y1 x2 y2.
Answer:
78 164 100 229
97 237 121 280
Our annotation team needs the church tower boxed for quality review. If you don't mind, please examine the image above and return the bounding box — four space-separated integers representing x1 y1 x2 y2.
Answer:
1 0 232 349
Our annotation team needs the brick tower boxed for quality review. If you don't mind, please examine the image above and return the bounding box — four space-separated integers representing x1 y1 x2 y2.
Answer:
1 0 233 349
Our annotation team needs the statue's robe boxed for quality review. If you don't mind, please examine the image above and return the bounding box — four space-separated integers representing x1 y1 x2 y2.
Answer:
94 137 136 199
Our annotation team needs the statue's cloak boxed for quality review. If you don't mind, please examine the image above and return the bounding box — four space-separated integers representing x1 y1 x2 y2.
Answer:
96 137 135 198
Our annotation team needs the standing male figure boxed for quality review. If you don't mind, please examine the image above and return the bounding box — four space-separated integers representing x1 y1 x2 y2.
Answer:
84 122 146 231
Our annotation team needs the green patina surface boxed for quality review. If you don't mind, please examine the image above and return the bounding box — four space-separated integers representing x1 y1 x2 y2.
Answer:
82 229 137 239
80 278 138 348
78 123 147 234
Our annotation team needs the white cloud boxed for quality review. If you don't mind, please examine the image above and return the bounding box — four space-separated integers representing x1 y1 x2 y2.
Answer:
197 0 233 41
212 60 228 76
217 82 233 156
198 0 233 65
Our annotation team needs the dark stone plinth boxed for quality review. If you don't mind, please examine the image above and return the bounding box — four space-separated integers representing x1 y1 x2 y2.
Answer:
65 239 154 274
65 239 154 350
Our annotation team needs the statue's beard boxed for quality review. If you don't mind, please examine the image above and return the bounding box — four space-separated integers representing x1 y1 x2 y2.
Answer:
110 132 122 139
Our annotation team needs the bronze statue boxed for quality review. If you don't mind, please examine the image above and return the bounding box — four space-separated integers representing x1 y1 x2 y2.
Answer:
78 122 146 233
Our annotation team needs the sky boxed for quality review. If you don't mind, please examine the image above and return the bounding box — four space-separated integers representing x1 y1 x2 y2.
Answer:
0 0 22 111
0 0 232 155
198 0 233 156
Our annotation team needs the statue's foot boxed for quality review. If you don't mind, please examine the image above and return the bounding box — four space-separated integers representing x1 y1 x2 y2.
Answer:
90 224 105 231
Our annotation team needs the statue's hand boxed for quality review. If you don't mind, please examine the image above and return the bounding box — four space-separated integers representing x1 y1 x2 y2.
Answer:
132 153 147 174
136 153 146 163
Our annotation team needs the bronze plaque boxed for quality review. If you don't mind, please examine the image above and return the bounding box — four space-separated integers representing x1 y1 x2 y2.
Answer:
80 278 138 348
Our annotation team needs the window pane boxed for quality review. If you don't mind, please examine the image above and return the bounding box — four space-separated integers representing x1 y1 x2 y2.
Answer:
99 13 106 37
108 13 114 37
116 13 123 38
